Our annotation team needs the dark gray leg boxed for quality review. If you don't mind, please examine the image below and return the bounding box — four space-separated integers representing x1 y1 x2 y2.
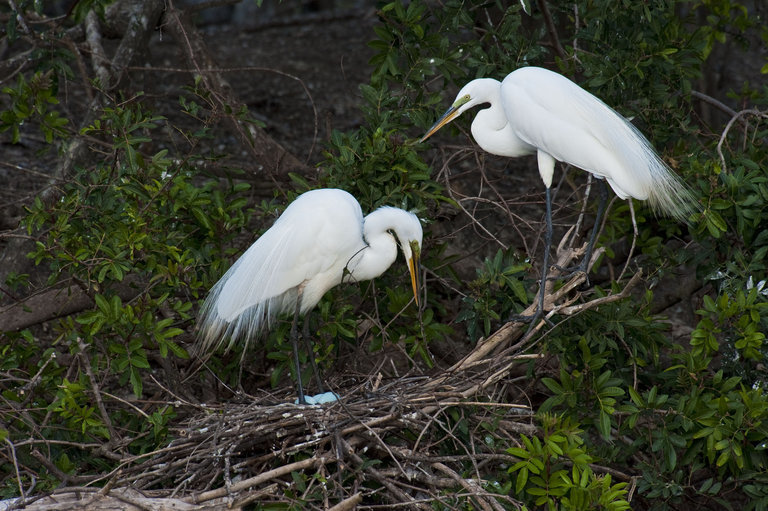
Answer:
291 299 306 405
578 178 608 279
538 186 553 316
301 315 325 393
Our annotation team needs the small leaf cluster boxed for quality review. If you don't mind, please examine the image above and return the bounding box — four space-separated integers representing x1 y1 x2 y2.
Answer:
457 249 531 341
507 414 630 510
541 294 768 508
0 71 69 143
692 286 768 364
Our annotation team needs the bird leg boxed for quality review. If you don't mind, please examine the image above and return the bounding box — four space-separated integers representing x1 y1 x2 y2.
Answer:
577 178 608 282
301 314 326 393
554 178 608 286
509 186 553 327
540 185 554 315
290 298 306 405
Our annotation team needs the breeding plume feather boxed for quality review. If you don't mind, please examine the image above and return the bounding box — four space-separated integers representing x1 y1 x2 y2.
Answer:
421 66 699 319
197 188 422 403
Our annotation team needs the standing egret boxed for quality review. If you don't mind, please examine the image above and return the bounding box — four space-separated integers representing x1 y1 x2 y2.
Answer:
197 188 422 404
420 66 698 319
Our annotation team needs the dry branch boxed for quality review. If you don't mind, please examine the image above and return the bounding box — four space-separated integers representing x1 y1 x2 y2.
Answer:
0 277 142 332
7 487 217 511
187 457 326 504
162 1 310 180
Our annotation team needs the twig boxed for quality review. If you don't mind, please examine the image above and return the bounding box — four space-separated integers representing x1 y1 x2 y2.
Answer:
572 173 592 245
77 338 119 443
445 173 508 251
618 199 638 281
557 271 643 315
537 0 567 61
30 450 94 485
340 402 409 479
339 437 431 510
187 456 327 504
7 0 32 36
4 438 25 503
691 90 740 120
18 351 57 405
84 11 110 87
327 492 363 511
436 401 531 409
716 108 766 173
433 462 504 511
572 3 582 64
230 483 280 508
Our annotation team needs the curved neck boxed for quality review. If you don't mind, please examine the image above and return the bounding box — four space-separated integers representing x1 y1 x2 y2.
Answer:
466 79 535 158
347 207 415 282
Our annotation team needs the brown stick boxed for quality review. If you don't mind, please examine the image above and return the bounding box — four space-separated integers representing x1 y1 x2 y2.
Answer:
187 457 326 504
537 0 567 62
0 277 142 332
327 493 363 511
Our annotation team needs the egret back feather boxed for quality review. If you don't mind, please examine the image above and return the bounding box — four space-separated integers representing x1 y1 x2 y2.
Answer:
501 67 699 222
196 189 423 357
197 189 364 354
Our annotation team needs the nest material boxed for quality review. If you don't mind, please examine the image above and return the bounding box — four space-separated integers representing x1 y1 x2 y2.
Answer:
130 336 540 505
12 354 538 510
9 239 643 510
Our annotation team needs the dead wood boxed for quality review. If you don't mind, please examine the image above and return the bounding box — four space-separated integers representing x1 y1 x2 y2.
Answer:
0 277 142 332
0 224 645 509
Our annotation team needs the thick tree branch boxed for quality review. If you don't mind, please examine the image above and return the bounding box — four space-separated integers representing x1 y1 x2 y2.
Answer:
0 277 142 332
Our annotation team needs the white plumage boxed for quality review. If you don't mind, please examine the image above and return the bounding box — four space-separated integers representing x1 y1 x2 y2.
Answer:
422 66 698 222
197 188 423 357
421 66 699 319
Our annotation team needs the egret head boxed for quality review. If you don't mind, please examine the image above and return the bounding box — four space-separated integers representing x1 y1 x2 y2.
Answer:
420 79 493 142
394 213 423 306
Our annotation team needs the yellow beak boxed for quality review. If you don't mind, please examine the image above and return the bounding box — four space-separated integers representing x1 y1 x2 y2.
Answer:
407 244 421 306
420 105 460 143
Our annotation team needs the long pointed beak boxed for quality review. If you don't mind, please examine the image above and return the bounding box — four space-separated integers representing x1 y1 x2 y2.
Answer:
420 105 460 143
407 244 421 306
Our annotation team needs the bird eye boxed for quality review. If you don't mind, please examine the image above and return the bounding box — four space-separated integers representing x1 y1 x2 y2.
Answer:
455 94 472 107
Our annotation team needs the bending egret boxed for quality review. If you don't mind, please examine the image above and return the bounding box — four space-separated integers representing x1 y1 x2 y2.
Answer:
421 66 698 318
197 188 422 404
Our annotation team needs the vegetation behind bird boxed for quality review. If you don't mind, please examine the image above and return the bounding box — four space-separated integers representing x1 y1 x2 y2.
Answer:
0 0 766 509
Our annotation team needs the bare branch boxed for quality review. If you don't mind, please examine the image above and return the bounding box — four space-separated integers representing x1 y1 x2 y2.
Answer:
717 108 767 173
187 457 327 504
162 1 310 179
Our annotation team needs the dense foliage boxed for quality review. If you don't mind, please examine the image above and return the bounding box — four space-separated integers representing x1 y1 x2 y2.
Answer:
366 1 768 509
0 0 767 509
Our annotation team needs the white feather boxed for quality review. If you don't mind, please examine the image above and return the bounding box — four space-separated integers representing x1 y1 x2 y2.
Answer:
443 66 699 222
197 188 422 355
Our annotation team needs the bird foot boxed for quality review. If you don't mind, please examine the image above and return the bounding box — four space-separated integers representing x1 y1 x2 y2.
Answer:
507 309 556 343
552 264 591 289
295 391 340 405
508 309 554 327
508 311 538 323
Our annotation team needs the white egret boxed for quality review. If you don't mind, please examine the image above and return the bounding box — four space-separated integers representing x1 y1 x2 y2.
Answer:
197 188 422 404
421 66 698 319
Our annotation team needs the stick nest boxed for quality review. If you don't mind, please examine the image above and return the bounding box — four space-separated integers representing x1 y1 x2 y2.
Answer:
13 246 643 510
